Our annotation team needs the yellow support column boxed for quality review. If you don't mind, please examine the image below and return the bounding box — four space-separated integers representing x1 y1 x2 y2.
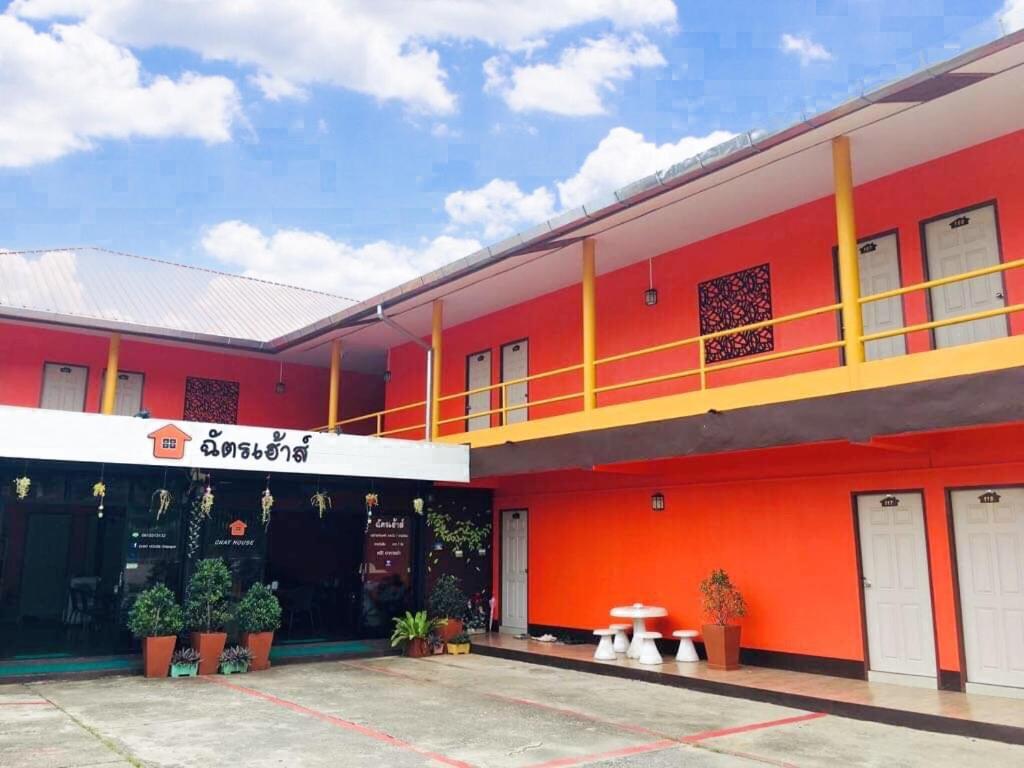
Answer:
832 135 864 365
582 239 597 411
327 339 342 430
100 333 121 415
431 300 444 439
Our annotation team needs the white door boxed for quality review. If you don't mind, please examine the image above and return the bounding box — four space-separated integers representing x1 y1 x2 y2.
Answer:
952 488 1024 695
466 351 491 432
101 371 143 416
501 340 528 425
858 234 907 361
502 509 528 633
40 363 87 412
924 204 1007 348
857 493 937 685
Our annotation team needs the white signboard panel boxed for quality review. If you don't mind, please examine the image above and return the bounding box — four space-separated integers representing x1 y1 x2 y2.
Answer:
0 406 469 483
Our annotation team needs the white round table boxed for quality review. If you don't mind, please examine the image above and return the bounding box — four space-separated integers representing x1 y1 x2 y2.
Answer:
610 604 667 659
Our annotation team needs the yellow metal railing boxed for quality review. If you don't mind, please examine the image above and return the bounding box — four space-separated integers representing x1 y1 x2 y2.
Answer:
324 258 1024 438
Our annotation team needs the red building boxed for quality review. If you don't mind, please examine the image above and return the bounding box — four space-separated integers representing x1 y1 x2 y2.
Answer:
2 32 1024 698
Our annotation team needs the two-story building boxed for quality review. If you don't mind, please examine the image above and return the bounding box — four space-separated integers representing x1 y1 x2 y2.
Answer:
2 31 1024 698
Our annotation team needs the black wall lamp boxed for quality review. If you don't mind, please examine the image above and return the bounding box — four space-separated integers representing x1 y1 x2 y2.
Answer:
275 361 286 394
651 492 665 511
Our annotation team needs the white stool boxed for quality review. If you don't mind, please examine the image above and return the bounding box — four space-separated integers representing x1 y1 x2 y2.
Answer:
635 631 663 665
673 630 699 662
610 623 631 654
593 629 617 661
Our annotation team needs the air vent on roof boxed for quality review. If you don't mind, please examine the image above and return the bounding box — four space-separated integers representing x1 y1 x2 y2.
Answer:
875 72 991 103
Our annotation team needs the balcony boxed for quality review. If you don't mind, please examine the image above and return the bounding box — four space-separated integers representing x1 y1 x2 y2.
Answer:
324 257 1024 452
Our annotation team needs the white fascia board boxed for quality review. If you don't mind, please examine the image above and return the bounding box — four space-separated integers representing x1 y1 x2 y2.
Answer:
0 405 469 484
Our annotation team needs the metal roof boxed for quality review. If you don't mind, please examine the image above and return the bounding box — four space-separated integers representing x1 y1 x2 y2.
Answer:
0 247 355 349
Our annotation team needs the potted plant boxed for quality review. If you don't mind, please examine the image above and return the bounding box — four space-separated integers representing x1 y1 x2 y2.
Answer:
699 569 747 671
184 558 233 675
390 610 445 658
428 575 467 642
219 645 253 675
170 648 201 678
126 584 183 678
236 583 281 671
446 631 471 656
427 631 446 655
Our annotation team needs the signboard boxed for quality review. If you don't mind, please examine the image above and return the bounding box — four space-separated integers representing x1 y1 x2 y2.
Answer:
0 405 469 483
365 515 412 577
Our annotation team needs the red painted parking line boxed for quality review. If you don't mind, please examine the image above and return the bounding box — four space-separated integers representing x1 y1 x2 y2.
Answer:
525 739 679 768
681 711 826 743
205 677 473 767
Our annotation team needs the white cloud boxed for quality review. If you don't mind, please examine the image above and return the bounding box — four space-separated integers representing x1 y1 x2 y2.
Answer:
780 33 833 65
999 0 1024 32
484 34 665 116
10 0 677 115
201 220 482 300
0 16 240 167
556 126 734 209
202 124 734 297
444 179 557 240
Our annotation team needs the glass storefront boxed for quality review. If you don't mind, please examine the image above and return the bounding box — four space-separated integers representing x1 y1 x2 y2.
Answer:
0 459 491 661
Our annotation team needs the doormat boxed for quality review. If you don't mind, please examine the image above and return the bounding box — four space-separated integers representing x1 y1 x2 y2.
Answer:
269 640 377 660
0 657 139 679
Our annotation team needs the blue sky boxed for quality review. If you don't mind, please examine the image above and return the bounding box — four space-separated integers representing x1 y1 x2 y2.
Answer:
0 1 1019 300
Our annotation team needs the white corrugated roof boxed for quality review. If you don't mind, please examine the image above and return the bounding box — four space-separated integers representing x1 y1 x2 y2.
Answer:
0 247 355 348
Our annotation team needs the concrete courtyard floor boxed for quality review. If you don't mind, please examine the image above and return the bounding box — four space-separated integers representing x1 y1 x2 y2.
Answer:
2 654 1021 768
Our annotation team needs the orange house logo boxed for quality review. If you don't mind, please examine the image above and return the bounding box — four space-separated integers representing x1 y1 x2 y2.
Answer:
229 520 248 537
147 424 192 460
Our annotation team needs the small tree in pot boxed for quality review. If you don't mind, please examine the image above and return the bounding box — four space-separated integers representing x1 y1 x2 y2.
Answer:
699 569 747 671
127 584 183 678
236 583 281 671
184 558 233 675
428 574 467 642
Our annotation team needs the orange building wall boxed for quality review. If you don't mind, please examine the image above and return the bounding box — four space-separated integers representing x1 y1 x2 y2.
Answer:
0 322 383 432
488 424 1024 673
384 129 1024 436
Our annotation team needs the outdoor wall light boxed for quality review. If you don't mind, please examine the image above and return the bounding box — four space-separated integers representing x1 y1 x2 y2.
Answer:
644 258 658 306
383 370 392 383
651 492 666 511
275 381 286 394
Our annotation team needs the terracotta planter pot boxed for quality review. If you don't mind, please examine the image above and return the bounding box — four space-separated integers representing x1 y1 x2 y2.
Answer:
142 635 176 678
191 632 228 676
242 631 275 671
439 618 464 642
702 624 741 671
405 638 428 658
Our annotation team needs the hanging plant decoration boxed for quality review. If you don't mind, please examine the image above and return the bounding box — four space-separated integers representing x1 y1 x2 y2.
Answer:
311 491 332 518
14 475 31 500
93 479 106 518
199 484 215 519
412 497 424 515
261 484 275 528
152 489 173 520
365 492 378 532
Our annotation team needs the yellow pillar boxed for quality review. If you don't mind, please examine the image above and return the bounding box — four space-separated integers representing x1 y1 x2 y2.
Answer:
832 135 864 365
100 333 121 415
582 239 597 411
431 300 444 439
327 339 342 429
